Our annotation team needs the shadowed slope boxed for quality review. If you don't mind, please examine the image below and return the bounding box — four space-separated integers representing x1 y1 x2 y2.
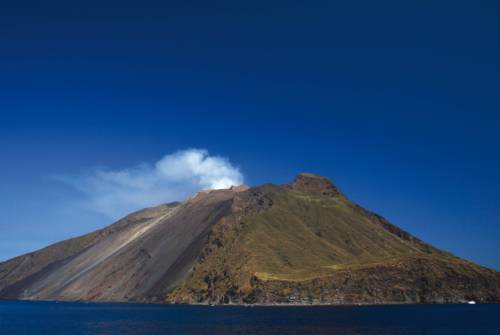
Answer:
0 190 238 302
0 203 179 296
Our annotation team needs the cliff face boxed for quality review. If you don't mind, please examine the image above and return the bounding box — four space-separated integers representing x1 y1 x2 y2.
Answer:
1 174 499 304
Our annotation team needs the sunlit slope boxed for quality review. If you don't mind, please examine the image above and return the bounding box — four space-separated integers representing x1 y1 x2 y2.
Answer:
168 175 500 304
235 190 438 280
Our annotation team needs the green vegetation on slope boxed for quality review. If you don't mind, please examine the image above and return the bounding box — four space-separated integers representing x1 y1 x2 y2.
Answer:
167 186 458 303
240 190 436 281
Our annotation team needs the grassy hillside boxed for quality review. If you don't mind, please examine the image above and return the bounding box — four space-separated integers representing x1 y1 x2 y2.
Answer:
167 181 499 304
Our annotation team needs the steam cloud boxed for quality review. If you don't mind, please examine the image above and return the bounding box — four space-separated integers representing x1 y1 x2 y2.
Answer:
58 149 244 219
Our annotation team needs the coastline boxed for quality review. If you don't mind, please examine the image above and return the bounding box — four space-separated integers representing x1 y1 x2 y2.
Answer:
2 298 497 307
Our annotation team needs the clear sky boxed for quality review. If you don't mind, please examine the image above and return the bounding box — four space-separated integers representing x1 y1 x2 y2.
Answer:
1 1 499 269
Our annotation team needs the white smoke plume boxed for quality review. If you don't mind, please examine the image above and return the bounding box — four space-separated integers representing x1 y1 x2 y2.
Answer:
57 149 244 219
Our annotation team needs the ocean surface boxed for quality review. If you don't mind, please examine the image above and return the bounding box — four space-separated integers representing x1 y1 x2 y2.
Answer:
0 301 498 335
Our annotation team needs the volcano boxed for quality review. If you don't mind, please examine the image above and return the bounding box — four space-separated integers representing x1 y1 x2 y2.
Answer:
1 173 498 305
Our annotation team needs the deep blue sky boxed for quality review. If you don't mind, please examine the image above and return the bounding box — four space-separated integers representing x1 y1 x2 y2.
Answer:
1 1 499 269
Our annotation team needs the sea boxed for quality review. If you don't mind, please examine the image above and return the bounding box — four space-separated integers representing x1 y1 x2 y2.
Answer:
0 301 498 334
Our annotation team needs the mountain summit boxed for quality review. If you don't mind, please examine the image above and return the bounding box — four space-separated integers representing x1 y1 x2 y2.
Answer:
1 174 499 304
287 173 341 196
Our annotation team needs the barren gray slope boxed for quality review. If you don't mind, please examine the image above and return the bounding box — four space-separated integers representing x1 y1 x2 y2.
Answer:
0 189 236 302
0 203 178 295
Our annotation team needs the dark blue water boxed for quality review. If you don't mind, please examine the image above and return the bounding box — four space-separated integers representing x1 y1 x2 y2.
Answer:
0 301 498 335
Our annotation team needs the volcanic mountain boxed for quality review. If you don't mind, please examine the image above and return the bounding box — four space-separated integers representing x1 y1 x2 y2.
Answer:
1 173 499 304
